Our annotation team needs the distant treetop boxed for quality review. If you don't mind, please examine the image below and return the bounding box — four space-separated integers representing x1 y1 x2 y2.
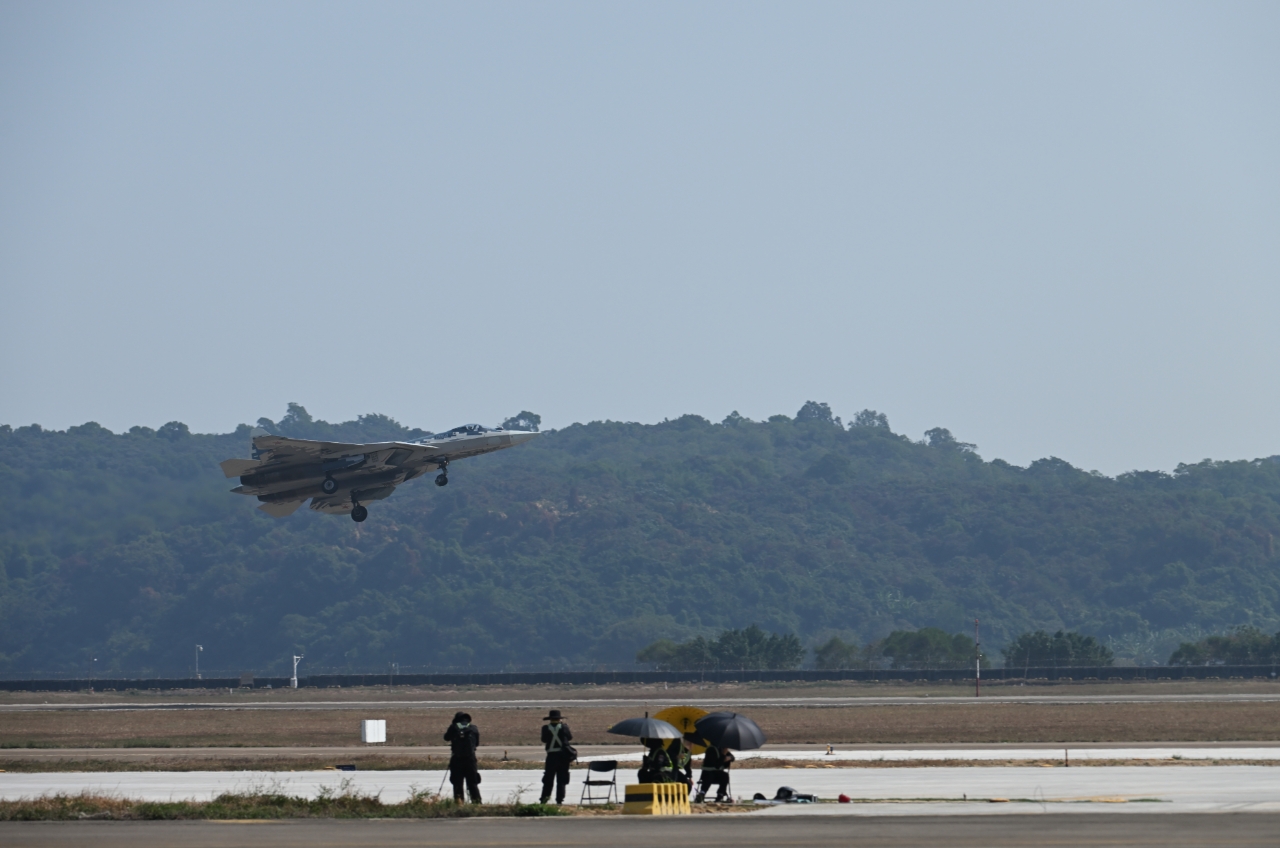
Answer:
795 400 840 427
851 409 890 430
501 411 541 432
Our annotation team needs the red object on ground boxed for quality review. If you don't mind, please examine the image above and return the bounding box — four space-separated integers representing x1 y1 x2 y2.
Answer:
838 794 851 803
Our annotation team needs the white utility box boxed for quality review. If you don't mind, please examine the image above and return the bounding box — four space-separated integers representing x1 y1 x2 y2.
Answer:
361 719 386 744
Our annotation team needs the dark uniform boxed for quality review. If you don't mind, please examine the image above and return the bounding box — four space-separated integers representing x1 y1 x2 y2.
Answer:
637 740 675 784
443 712 481 803
539 709 574 804
695 744 734 802
666 737 693 791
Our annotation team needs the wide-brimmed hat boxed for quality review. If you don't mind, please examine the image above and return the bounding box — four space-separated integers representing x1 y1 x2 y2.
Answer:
544 709 564 721
453 711 470 723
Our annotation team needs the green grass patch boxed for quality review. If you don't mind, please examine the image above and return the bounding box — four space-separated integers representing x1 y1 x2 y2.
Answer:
0 789 570 821
0 741 58 749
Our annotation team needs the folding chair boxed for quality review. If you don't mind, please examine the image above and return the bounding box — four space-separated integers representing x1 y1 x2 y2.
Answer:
579 760 619 805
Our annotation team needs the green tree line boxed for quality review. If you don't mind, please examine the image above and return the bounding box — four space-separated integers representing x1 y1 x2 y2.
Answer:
2 402 1280 676
640 626 1122 670
1168 626 1280 666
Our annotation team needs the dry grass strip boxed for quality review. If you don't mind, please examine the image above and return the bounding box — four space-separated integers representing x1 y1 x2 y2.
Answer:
5 701 1280 748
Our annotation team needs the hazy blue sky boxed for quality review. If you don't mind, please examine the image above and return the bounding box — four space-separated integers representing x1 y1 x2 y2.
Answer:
2 2 1277 474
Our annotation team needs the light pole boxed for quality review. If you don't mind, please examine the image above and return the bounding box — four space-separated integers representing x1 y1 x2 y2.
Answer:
974 619 981 697
291 655 303 689
195 645 203 680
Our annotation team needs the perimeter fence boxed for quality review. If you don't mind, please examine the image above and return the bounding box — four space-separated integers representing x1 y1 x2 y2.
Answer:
0 664 1276 692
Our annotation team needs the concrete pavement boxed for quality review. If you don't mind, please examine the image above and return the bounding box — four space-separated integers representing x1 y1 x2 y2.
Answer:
4 765 1279 813
4 814 1280 847
5 742 1279 766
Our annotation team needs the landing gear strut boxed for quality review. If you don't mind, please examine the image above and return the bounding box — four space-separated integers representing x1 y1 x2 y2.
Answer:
435 459 449 487
351 504 368 523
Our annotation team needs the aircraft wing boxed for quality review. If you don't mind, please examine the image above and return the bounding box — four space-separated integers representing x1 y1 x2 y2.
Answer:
258 500 306 518
309 485 399 514
251 434 438 465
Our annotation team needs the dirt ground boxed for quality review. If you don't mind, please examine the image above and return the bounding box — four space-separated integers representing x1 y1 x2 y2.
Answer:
3 700 1279 749
2 676 1277 706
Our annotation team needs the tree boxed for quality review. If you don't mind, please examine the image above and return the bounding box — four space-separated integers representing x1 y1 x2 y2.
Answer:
924 427 976 452
1003 630 1113 668
280 403 314 430
635 639 679 666
715 625 805 670
501 411 541 432
814 636 861 669
157 421 190 440
635 626 804 671
795 401 839 427
1168 626 1280 666
878 628 978 668
805 452 853 483
851 409 889 429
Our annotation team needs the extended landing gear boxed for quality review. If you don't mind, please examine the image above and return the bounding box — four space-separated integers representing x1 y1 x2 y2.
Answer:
435 459 449 487
322 476 338 495
351 504 368 523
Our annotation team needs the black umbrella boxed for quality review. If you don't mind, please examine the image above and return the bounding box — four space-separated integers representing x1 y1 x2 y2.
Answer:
606 716 682 739
694 711 767 750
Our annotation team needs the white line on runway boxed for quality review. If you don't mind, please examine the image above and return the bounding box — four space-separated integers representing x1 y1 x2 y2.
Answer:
581 747 1280 763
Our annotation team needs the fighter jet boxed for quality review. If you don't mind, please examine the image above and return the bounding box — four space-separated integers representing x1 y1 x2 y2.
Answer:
219 424 539 522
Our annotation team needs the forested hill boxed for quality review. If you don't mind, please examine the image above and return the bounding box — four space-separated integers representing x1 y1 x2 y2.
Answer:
2 403 1279 677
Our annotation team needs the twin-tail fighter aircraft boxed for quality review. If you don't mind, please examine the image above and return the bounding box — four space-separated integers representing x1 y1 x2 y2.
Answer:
220 423 538 522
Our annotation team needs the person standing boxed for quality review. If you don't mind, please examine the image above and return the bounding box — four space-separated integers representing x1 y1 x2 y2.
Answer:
539 709 574 805
443 711 481 803
695 742 735 802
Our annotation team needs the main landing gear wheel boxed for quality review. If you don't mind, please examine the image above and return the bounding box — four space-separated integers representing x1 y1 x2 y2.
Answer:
321 477 338 494
351 504 368 522
435 473 449 487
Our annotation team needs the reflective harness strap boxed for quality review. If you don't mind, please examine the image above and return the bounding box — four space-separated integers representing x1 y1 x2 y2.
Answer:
454 723 476 756
547 723 562 753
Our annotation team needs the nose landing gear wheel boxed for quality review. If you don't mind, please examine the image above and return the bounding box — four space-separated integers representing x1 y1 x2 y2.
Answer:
435 474 449 487
351 504 368 522
322 477 338 495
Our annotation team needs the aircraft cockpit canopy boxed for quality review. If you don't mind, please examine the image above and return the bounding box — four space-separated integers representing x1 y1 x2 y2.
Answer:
435 424 491 439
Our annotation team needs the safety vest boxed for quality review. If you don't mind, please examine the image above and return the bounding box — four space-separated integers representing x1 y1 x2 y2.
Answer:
546 723 564 752
643 747 673 774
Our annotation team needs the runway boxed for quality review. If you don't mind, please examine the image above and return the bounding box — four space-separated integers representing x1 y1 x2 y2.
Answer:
5 814 1280 848
590 745 1280 763
5 742 1280 767
6 742 1279 767
4 765 1278 813
5 691 1280 711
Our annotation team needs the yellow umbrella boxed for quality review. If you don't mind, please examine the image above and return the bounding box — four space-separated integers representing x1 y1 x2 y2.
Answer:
654 706 709 755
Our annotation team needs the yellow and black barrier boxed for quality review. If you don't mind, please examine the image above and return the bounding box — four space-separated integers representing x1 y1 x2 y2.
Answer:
622 782 691 815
